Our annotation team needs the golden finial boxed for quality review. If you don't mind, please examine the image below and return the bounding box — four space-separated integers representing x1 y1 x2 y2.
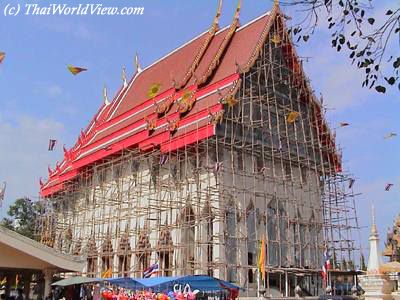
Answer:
234 0 241 20
371 204 378 235
214 0 223 23
210 0 223 33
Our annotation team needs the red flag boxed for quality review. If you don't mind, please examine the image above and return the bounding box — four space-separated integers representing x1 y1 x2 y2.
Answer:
321 247 331 287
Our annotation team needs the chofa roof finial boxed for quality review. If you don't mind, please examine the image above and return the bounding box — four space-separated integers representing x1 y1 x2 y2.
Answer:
103 85 110 105
234 0 242 20
213 0 223 26
122 66 128 88
135 52 142 74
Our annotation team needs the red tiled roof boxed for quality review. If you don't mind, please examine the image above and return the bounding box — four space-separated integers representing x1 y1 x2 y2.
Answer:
41 5 339 197
41 8 276 197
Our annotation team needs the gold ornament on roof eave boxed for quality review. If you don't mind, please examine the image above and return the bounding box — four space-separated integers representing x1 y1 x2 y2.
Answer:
167 119 179 132
156 96 174 115
148 83 162 98
177 90 196 114
145 117 157 131
181 90 192 101
224 95 239 107
209 110 225 125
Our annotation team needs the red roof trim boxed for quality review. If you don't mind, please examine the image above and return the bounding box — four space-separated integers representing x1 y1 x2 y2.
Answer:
160 124 216 153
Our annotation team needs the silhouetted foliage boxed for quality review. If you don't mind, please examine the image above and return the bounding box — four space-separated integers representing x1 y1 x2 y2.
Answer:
281 0 399 93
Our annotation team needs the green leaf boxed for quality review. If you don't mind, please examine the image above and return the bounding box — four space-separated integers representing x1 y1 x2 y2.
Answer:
368 18 375 25
385 77 396 85
375 85 386 93
303 35 309 42
386 10 393 15
393 57 400 69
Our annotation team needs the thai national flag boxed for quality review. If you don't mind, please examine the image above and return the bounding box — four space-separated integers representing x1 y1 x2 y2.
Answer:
348 178 355 189
48 139 57 151
321 248 331 285
143 263 159 278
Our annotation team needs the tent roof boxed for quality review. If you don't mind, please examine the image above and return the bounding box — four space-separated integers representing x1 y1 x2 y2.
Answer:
0 226 85 272
106 275 241 292
52 276 101 287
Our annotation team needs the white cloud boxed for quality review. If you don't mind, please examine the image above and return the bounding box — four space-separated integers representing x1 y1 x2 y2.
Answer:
38 18 98 42
354 177 400 255
0 114 65 216
33 82 63 98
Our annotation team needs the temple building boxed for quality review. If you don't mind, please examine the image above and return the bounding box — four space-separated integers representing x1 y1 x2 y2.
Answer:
37 1 359 297
383 215 400 262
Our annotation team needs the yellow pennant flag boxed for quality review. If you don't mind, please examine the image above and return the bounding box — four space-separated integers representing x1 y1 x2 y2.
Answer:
287 111 300 123
258 236 266 281
0 52 5 64
0 277 6 285
67 65 87 75
101 268 112 278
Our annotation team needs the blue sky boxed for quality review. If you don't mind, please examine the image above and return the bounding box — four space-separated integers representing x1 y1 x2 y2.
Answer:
0 0 398 259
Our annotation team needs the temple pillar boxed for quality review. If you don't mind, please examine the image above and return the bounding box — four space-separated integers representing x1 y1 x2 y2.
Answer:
5 272 13 297
43 269 55 298
23 271 32 300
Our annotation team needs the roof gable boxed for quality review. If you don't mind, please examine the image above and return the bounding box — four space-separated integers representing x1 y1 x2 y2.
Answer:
42 5 308 197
